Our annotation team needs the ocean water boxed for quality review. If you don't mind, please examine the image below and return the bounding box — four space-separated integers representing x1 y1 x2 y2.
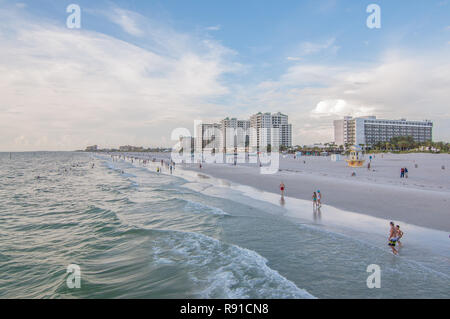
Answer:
0 152 449 299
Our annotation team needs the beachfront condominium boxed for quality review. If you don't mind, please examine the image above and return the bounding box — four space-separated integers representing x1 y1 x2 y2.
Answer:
193 112 292 155
250 112 292 151
272 112 292 149
220 118 250 153
195 123 222 154
334 116 433 146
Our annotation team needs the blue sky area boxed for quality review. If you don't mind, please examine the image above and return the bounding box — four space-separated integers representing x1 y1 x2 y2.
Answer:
0 0 449 149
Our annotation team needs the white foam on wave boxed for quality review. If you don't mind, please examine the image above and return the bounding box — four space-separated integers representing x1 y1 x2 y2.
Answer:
183 199 230 216
151 230 315 299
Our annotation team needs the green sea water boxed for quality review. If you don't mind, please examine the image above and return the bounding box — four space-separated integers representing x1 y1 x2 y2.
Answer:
0 152 448 298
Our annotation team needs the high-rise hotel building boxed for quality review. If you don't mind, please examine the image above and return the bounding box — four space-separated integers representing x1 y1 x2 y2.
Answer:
221 118 250 153
334 116 433 146
194 112 293 155
249 112 292 151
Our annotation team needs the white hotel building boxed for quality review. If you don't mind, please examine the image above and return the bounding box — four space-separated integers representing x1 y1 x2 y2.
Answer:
334 116 433 146
221 117 250 154
194 112 292 155
249 112 292 152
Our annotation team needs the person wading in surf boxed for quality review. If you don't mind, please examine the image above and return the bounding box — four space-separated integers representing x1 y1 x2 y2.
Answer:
312 192 318 208
280 182 285 199
388 221 399 255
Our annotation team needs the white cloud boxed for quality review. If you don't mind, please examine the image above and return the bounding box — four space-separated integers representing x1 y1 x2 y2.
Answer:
0 7 239 151
311 99 375 118
206 25 221 31
1 6 449 150
234 49 450 144
286 56 302 61
297 38 339 56
283 39 340 67
107 8 144 36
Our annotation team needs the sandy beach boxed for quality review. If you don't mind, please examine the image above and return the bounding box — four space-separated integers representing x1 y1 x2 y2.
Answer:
177 153 450 232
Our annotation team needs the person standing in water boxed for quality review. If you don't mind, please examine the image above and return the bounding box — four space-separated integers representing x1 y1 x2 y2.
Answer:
312 192 318 208
317 190 322 207
280 182 285 198
388 221 399 255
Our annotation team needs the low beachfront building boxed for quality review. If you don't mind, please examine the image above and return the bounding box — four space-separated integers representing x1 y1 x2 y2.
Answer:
334 116 433 147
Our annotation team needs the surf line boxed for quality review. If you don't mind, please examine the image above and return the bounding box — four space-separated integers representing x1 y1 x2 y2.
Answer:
180 303 214 317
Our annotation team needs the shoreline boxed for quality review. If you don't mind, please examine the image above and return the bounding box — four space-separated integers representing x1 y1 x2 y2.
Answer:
98 153 450 261
181 160 450 232
98 152 450 232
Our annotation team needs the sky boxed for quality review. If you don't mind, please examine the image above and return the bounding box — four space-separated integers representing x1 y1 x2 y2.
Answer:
0 0 449 151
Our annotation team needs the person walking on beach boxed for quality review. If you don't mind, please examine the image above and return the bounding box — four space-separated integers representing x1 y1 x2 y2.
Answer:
317 190 322 207
404 167 408 179
400 168 405 178
280 182 285 198
388 221 399 255
312 192 318 208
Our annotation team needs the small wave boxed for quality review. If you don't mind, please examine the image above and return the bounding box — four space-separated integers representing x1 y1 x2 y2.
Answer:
151 231 315 299
183 199 230 216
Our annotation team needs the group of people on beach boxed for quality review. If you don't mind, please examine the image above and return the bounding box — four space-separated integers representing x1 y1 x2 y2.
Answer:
400 167 408 178
312 190 322 208
157 159 175 174
279 182 322 208
279 180 406 256
388 221 404 255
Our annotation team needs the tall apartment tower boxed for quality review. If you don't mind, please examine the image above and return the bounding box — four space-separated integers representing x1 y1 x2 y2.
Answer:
334 116 433 146
250 112 272 152
195 123 222 154
250 112 292 151
220 118 250 153
272 112 292 149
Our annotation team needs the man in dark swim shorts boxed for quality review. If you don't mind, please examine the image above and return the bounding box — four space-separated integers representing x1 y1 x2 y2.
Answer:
388 221 399 255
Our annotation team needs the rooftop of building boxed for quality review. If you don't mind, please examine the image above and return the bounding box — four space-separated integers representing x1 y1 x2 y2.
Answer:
341 116 432 123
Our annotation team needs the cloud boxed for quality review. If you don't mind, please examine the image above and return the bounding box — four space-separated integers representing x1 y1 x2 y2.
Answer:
311 99 375 118
1 5 449 150
286 38 340 62
318 0 338 13
286 57 302 61
205 25 221 31
106 8 144 36
234 49 450 144
0 7 240 151
299 38 337 55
